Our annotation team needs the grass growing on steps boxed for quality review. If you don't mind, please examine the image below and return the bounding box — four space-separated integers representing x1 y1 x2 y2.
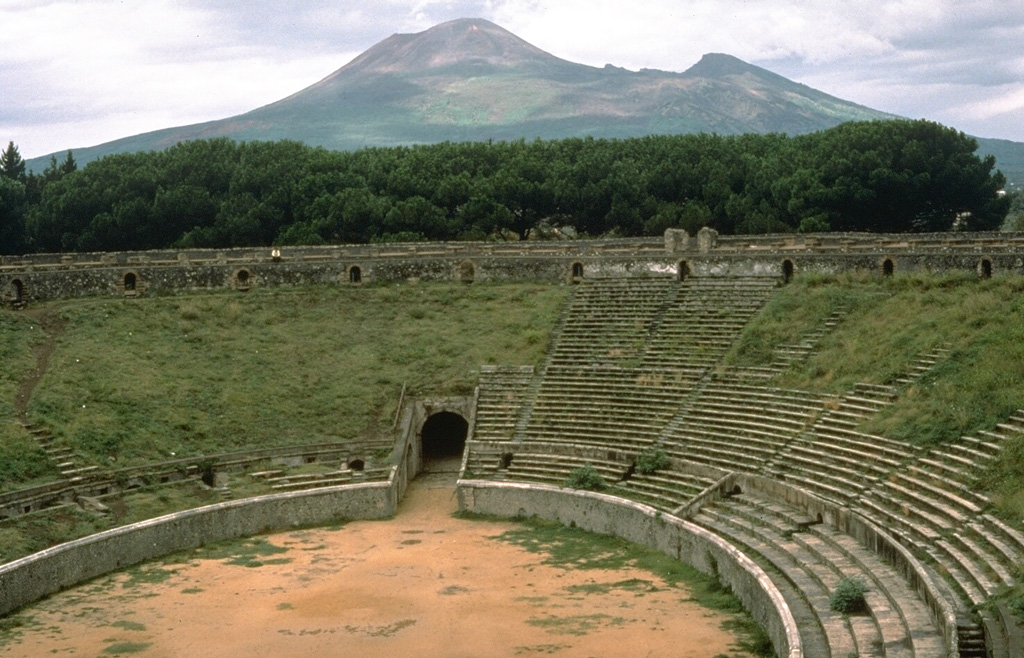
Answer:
0 313 55 489
3 282 565 478
725 272 1024 444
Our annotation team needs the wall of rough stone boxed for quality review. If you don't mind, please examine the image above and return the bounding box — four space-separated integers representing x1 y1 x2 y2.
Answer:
456 479 802 658
0 478 395 617
6 230 1024 306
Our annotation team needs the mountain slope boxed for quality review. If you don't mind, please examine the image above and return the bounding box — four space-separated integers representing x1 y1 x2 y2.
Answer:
26 17 1021 184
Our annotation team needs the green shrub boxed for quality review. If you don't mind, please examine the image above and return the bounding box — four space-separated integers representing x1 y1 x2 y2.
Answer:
830 576 868 613
565 463 606 491
635 448 670 475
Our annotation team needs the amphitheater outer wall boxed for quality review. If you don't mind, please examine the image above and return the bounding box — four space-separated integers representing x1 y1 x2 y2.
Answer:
456 479 802 658
0 478 395 618
5 230 1024 305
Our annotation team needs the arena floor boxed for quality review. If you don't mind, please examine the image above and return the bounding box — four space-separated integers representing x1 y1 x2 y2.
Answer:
0 474 754 658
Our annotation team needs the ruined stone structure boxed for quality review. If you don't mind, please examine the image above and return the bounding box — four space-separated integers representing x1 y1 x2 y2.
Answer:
5 229 1024 657
3 228 1024 305
458 273 1024 658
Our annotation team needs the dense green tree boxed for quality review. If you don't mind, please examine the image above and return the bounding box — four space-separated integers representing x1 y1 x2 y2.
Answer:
0 176 27 254
12 120 1012 252
0 141 27 182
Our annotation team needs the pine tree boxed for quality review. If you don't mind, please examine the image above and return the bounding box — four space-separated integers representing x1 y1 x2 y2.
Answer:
60 150 77 175
0 141 27 181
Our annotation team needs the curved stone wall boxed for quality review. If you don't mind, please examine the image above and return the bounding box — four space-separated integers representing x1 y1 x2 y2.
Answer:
456 479 802 658
0 476 395 617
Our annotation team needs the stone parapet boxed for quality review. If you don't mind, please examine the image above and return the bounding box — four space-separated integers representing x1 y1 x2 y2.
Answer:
3 230 1023 305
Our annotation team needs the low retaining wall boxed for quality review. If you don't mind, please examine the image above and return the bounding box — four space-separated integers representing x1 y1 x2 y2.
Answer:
0 474 396 617
457 479 801 658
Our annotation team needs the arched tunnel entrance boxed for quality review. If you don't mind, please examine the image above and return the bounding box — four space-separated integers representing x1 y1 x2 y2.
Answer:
420 411 468 472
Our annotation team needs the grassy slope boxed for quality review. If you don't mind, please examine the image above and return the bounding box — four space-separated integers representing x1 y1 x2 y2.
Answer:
727 273 1024 438
724 272 1024 510
3 282 566 480
0 314 57 486
0 282 566 561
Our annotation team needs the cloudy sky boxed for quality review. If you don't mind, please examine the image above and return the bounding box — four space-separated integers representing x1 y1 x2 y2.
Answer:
2 0 1022 159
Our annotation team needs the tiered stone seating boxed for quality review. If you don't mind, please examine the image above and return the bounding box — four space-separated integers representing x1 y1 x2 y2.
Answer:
251 465 391 491
769 307 848 371
548 278 675 368
501 451 626 489
693 492 946 658
498 449 714 512
854 413 1024 658
773 427 910 506
463 275 1024 658
893 343 952 387
764 383 906 505
660 376 827 472
522 366 692 450
471 365 535 443
641 276 777 374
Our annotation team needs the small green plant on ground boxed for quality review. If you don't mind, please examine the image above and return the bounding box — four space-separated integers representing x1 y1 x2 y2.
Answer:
634 448 670 475
102 641 152 655
830 576 868 613
565 463 606 491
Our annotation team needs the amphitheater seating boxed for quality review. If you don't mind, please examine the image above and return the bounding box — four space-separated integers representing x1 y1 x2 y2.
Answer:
640 276 777 372
496 449 714 512
471 366 535 443
464 274 1024 658
521 366 693 449
692 492 946 657
548 278 675 368
769 308 848 371
250 465 391 491
660 375 828 473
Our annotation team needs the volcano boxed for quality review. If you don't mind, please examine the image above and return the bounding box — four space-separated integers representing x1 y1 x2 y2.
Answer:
27 17 1023 184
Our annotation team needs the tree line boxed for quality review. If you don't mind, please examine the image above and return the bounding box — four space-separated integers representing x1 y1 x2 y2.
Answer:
0 119 1011 255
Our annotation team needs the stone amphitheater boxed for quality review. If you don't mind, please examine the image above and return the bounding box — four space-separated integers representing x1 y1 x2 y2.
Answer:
3 227 1024 658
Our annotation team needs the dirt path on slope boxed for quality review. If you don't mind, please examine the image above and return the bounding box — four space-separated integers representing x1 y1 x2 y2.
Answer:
0 476 756 658
13 307 64 420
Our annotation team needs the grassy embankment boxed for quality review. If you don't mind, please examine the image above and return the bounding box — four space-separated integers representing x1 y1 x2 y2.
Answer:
0 282 566 559
723 271 1024 515
724 271 1024 616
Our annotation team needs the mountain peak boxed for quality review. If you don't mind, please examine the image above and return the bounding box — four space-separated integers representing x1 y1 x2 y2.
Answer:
338 18 561 75
683 53 770 79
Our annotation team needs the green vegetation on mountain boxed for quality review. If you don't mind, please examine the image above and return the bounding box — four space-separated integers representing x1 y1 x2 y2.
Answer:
1 120 1009 255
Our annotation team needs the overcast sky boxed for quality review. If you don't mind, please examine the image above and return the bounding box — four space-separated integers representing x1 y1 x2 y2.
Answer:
2 0 1022 159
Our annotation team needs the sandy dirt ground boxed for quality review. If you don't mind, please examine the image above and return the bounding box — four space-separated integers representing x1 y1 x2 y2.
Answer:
0 476 755 657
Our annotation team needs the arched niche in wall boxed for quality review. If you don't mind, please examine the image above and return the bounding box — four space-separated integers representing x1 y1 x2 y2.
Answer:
570 262 584 283
781 259 794 285
678 260 690 282
979 258 993 279
9 278 25 306
882 258 895 277
123 271 138 296
234 268 252 291
348 265 363 284
458 260 475 284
